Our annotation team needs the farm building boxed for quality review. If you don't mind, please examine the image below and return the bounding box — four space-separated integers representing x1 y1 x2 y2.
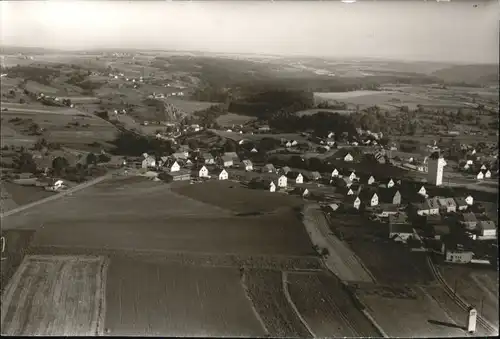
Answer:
295 173 304 184
344 153 354 162
389 223 415 243
216 169 228 180
203 153 215 164
345 195 361 210
331 169 339 177
477 221 496 238
165 169 191 181
437 197 457 213
445 246 473 264
262 164 276 173
277 175 287 188
142 156 156 169
220 155 234 167
465 195 474 205
268 181 276 192
459 212 478 230
386 179 395 188
293 187 310 197
367 175 375 185
241 159 253 171
454 197 469 211
310 171 321 181
417 185 427 197
197 166 209 178
169 161 181 172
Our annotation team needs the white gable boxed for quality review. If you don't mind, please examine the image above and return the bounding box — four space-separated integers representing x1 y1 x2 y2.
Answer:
171 161 180 172
331 169 339 177
368 176 375 184
296 173 303 184
387 179 395 188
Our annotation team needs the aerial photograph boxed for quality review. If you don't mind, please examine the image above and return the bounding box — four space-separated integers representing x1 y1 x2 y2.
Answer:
0 0 498 337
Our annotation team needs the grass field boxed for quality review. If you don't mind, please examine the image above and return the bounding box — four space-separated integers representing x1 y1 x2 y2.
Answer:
1 182 56 207
243 269 312 338
287 271 380 337
358 285 467 337
295 108 355 117
3 178 316 257
172 180 303 213
215 112 256 127
161 97 215 115
25 80 59 94
104 258 266 336
1 255 107 336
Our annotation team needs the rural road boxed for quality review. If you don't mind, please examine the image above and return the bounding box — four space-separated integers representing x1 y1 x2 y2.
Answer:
302 204 374 283
0 172 116 220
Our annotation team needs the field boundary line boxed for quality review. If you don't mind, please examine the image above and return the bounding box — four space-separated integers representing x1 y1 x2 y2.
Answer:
281 271 316 338
240 269 269 336
94 256 109 336
0 256 30 327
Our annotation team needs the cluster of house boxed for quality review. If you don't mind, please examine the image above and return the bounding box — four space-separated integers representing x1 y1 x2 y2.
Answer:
460 162 494 179
33 93 73 108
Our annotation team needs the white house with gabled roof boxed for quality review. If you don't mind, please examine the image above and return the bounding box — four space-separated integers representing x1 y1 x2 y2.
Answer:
348 172 357 182
269 181 276 192
484 170 491 178
344 153 354 162
198 166 209 178
331 169 339 177
277 175 287 188
387 179 395 188
169 161 180 172
217 169 228 180
250 147 258 153
367 176 375 185
418 185 427 197
480 164 487 170
295 173 304 184
242 159 253 171
477 171 484 180
465 195 474 205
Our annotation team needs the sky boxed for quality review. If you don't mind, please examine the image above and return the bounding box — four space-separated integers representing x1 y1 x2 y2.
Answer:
1 0 498 64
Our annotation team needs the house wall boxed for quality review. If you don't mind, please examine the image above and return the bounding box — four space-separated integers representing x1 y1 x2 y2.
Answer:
390 232 412 242
445 251 473 264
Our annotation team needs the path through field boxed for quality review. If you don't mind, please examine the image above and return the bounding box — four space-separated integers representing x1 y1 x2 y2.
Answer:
302 204 374 283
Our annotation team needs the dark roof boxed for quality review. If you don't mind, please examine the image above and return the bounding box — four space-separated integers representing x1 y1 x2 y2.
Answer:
389 223 414 234
389 212 409 224
378 187 400 203
433 224 450 235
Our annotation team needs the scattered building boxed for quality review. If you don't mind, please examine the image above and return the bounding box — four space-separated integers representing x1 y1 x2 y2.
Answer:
454 197 469 211
437 197 457 213
242 159 253 171
203 153 215 164
277 175 288 188
295 173 304 184
346 195 361 210
476 171 484 180
445 245 473 264
198 166 209 178
344 153 354 162
367 176 375 185
459 212 478 230
331 169 339 177
217 169 229 180
169 161 180 172
310 171 321 181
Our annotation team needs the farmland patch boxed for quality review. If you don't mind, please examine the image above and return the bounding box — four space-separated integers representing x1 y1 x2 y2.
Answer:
172 180 303 213
287 272 380 337
1 182 56 207
243 269 312 338
104 258 265 337
1 255 106 336
358 285 467 337
215 112 256 127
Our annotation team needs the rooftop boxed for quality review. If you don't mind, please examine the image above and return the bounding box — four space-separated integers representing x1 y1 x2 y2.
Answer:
389 223 414 234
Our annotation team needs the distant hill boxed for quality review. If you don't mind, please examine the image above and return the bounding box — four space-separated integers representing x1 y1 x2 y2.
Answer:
0 45 63 55
431 64 499 85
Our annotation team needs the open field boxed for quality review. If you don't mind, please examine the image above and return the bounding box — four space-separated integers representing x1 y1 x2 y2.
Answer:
25 80 59 94
287 271 380 337
215 112 256 127
243 269 312 338
60 96 100 104
1 255 106 336
161 97 215 114
439 264 499 328
172 180 303 213
1 182 56 207
104 258 265 336
357 285 468 337
3 178 316 257
0 183 18 213
0 230 35 293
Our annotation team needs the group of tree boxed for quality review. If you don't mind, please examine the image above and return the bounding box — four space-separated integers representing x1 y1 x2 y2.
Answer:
110 130 173 157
